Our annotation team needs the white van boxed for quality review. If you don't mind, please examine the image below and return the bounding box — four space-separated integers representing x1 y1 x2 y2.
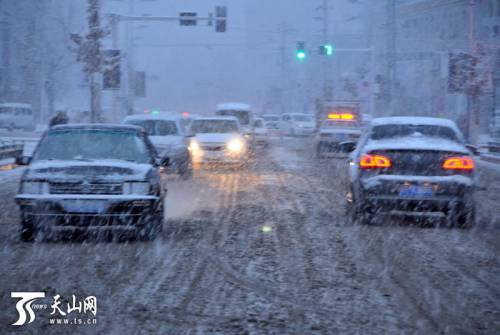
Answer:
215 103 254 135
0 103 35 131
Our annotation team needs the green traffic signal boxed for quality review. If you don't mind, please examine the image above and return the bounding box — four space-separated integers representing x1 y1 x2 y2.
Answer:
296 50 306 60
324 44 333 56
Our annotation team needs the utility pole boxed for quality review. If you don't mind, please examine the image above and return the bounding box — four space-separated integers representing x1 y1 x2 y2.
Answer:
71 0 105 123
321 0 331 100
277 22 294 114
386 0 396 115
126 0 135 116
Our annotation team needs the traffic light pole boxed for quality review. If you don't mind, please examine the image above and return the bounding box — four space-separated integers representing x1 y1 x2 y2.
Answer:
106 11 227 118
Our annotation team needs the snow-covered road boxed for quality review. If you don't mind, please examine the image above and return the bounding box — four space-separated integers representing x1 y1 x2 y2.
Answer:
0 138 499 334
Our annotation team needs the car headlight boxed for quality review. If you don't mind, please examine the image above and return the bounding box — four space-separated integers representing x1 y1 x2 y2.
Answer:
227 139 244 152
123 182 151 195
189 140 200 152
21 181 47 194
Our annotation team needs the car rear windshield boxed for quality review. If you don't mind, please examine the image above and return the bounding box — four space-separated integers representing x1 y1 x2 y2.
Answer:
254 120 264 127
217 110 250 125
370 124 459 141
33 129 152 163
293 115 313 122
126 120 179 136
262 115 279 122
190 120 239 133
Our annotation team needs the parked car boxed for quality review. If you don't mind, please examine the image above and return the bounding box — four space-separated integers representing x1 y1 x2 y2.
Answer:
188 116 248 165
0 102 35 131
15 124 168 241
253 118 269 146
345 117 477 227
280 113 315 136
123 113 192 178
261 114 281 133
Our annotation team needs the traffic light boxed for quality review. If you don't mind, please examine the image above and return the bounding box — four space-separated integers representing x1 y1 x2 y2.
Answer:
215 6 227 32
296 41 306 61
319 43 334 56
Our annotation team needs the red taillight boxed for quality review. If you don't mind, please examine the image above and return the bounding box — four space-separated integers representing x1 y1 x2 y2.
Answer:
442 156 474 170
359 154 391 169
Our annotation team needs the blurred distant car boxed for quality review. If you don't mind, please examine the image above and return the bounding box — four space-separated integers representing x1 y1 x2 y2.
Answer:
0 102 35 131
188 116 248 165
15 124 168 241
253 118 269 146
124 113 192 178
315 110 362 158
0 139 23 161
345 117 477 227
261 114 281 134
280 113 315 136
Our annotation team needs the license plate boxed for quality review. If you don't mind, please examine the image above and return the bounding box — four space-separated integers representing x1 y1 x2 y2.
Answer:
63 200 107 213
399 185 434 198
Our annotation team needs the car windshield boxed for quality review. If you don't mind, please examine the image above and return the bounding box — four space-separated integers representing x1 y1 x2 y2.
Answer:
217 110 250 125
262 115 279 122
190 120 239 133
293 115 313 122
0 107 14 115
370 124 459 141
33 129 152 163
126 120 179 136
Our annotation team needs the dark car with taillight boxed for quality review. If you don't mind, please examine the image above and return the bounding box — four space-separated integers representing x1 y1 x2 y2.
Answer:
15 124 168 241
344 117 476 227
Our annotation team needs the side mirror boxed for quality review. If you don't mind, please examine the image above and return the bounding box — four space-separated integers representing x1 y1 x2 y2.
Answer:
466 144 479 156
15 156 31 166
339 141 356 153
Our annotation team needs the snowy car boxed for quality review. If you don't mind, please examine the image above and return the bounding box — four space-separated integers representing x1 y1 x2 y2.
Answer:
188 116 248 165
123 113 192 178
315 111 362 158
345 117 477 227
253 117 269 146
280 113 315 136
15 124 168 241
261 114 281 134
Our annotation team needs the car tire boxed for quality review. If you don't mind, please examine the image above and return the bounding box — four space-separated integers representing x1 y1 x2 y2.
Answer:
346 197 372 225
451 205 476 229
20 221 36 242
178 161 193 180
137 209 164 241
316 143 324 158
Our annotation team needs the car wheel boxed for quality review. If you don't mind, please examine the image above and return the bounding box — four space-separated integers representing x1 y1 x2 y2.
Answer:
451 205 476 229
20 221 36 242
316 143 324 158
137 209 164 241
178 161 193 180
348 198 372 225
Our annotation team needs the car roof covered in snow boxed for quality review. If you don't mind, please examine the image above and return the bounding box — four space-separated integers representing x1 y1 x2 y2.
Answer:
194 116 239 122
50 123 144 133
0 102 32 108
371 116 459 130
216 102 251 111
123 113 180 122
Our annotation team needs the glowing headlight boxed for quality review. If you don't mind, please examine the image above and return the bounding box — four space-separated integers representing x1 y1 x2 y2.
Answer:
123 182 150 195
21 181 46 194
227 139 244 152
189 140 200 152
